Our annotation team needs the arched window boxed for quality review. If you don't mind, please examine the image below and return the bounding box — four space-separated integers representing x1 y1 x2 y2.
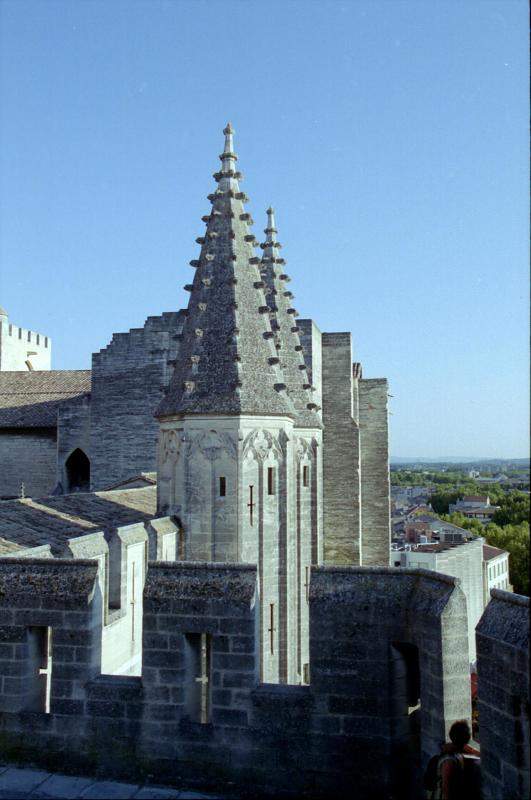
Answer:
65 449 90 493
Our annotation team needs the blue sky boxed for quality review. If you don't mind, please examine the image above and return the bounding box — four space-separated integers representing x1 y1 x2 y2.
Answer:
0 0 528 458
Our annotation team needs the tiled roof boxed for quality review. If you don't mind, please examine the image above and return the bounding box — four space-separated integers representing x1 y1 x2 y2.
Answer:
101 472 157 490
0 485 156 555
483 544 507 561
0 370 91 428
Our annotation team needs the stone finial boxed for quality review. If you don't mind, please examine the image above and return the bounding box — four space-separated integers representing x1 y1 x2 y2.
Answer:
264 206 278 244
223 122 234 150
219 122 237 172
265 205 277 232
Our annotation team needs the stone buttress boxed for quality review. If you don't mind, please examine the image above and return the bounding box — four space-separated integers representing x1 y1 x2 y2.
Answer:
156 125 323 684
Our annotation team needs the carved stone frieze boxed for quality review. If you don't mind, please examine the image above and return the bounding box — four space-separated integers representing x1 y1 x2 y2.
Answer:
242 428 284 463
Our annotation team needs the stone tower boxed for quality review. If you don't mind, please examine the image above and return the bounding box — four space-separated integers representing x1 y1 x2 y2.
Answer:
156 124 323 684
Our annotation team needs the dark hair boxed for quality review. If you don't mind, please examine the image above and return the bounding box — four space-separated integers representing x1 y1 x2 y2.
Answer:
449 719 471 749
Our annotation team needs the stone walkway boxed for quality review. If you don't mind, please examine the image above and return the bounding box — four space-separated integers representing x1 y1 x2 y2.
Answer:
0 766 225 800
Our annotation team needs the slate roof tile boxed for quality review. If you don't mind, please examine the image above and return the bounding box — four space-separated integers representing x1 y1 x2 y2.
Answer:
0 370 91 428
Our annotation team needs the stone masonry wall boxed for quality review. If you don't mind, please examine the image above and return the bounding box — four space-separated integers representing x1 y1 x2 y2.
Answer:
476 589 530 800
359 378 391 566
89 312 184 490
0 560 481 799
0 429 57 499
321 333 361 564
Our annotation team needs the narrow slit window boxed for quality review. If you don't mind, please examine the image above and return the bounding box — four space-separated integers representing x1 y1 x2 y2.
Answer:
303 466 309 487
130 563 136 641
219 476 226 497
185 632 211 724
247 485 255 525
268 603 276 655
267 467 275 496
27 626 52 713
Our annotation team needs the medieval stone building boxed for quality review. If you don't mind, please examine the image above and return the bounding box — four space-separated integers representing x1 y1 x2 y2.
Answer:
0 125 391 579
0 126 526 798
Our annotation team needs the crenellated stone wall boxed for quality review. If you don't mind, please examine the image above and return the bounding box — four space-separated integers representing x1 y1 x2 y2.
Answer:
0 560 492 799
476 589 530 800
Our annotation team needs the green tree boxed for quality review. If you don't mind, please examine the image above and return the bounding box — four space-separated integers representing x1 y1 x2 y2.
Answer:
484 521 530 596
430 490 462 515
492 491 530 526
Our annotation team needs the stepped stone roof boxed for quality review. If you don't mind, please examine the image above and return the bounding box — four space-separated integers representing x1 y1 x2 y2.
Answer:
0 485 156 555
0 370 91 428
157 124 296 420
259 207 321 429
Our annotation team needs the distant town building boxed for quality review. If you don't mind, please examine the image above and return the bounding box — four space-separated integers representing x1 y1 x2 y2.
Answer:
449 495 499 522
483 544 511 604
428 519 470 543
476 473 509 485
404 514 437 544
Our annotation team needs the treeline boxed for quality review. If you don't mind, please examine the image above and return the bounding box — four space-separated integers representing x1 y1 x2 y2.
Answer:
391 470 470 487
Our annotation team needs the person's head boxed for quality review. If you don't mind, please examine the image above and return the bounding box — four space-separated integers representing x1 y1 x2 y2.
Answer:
449 720 471 750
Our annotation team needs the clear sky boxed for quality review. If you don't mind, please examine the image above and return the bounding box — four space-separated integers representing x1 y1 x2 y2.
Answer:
0 0 528 458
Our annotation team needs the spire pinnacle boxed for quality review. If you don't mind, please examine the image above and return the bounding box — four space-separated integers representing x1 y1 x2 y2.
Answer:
265 206 278 243
156 128 295 421
223 122 235 153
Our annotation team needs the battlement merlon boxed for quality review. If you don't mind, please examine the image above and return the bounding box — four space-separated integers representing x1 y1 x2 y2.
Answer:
0 311 52 371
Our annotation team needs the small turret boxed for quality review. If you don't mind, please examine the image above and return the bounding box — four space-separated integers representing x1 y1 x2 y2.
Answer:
259 208 322 428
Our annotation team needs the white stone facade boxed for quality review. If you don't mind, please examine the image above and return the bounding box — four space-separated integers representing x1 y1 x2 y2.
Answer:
0 309 51 371
157 416 322 684
483 548 511 605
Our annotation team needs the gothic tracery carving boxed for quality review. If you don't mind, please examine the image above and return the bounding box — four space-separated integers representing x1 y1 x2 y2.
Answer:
242 428 284 463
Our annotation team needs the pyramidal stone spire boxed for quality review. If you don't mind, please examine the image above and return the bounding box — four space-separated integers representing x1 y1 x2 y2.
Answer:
157 124 296 419
260 207 322 428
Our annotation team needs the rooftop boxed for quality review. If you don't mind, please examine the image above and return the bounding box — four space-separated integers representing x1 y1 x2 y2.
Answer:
0 485 156 555
483 544 508 561
0 370 91 428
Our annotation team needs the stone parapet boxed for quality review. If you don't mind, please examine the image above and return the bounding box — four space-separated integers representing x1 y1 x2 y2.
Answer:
476 590 530 800
0 561 496 798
